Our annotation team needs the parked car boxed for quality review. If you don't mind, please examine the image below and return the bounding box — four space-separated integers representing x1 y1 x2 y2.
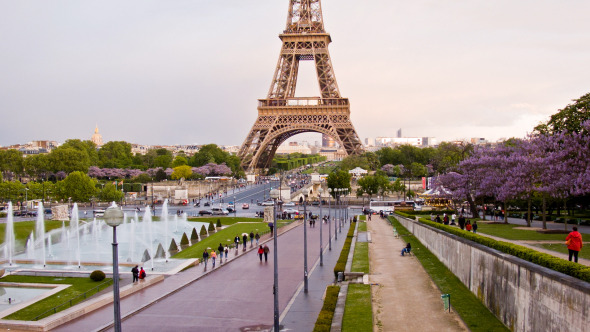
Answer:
283 202 296 207
311 201 320 206
227 206 235 213
242 203 250 209
204 202 211 207
198 210 213 216
260 201 274 206
283 208 299 215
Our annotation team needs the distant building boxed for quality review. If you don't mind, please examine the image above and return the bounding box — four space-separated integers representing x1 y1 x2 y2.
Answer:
364 138 375 146
375 136 437 147
91 125 103 147
276 143 312 155
471 137 487 145
397 128 402 138
322 134 335 148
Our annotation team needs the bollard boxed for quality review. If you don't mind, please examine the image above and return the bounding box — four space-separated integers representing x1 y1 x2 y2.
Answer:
441 294 451 312
337 272 344 282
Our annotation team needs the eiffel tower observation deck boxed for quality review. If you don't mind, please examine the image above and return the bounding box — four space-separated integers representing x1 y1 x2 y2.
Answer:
239 0 364 173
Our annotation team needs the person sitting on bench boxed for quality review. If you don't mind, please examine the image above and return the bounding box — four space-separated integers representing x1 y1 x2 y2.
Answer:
401 243 411 256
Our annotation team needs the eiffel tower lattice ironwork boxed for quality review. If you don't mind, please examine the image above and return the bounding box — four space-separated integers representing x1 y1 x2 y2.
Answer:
238 0 363 173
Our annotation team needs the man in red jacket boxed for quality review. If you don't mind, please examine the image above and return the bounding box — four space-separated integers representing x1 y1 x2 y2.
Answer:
566 227 584 263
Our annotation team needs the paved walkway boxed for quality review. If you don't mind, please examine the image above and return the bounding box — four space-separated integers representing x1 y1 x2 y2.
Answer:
368 216 467 332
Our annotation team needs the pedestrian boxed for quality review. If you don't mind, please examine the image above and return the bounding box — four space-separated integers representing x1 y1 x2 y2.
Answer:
202 249 209 267
255 232 260 245
443 214 449 225
435 215 441 223
249 231 255 247
458 214 465 230
566 226 584 263
263 244 270 262
139 267 146 281
224 245 229 260
218 243 224 263
257 245 264 262
269 222 274 235
131 265 139 283
242 234 248 251
466 220 472 232
401 243 411 256
472 221 478 234
211 250 217 268
451 213 456 225
234 235 240 251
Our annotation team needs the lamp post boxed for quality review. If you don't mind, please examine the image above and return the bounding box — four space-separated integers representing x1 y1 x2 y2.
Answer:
318 187 324 266
104 204 124 332
327 188 331 249
270 188 280 332
301 188 309 293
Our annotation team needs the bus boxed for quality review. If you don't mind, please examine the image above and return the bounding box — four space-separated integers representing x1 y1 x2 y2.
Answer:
369 201 396 214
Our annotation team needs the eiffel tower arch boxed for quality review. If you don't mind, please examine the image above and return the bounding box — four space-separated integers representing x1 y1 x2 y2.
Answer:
238 0 363 173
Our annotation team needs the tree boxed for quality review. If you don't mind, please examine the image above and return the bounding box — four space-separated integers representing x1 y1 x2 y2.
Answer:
59 139 99 165
154 154 173 169
0 149 25 178
326 170 351 197
171 165 193 180
48 147 91 174
98 182 124 202
56 171 97 202
98 141 133 168
357 173 390 199
171 156 188 168
534 92 590 135
24 154 51 180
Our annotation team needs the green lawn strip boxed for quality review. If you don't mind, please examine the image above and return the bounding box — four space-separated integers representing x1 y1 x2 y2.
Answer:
342 284 372 332
357 222 367 232
533 243 590 260
358 215 367 221
476 223 569 241
351 242 369 274
172 221 290 259
389 217 509 332
0 220 69 251
313 285 340 332
1 275 112 321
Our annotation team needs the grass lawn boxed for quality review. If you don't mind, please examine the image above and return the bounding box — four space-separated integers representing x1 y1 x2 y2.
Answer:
0 220 69 250
172 221 290 259
476 223 569 241
533 243 590 260
389 217 509 332
357 222 367 232
342 284 372 332
351 242 369 274
186 217 262 225
358 215 367 221
0 275 112 321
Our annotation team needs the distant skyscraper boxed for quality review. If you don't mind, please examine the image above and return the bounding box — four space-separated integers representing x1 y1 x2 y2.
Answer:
397 128 402 138
91 125 103 147
322 134 335 148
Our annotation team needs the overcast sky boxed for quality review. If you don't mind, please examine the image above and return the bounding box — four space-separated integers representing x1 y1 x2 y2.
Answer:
1 0 589 147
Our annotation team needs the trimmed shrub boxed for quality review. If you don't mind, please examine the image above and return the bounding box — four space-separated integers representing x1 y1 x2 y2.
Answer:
333 223 356 278
180 233 190 246
313 285 340 332
90 270 106 282
200 225 208 238
191 228 199 242
216 218 222 228
208 221 215 233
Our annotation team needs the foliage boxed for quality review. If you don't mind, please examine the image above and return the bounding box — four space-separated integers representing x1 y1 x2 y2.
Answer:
342 284 372 332
534 92 590 135
356 173 390 198
0 149 25 177
48 147 91 174
171 155 188 168
180 232 190 246
56 171 97 202
208 221 215 232
200 225 208 236
89 270 106 282
171 165 193 180
334 222 356 277
340 152 378 171
98 141 133 168
351 242 369 274
189 144 242 177
216 219 222 228
327 170 351 197
98 182 124 202
191 228 199 242
313 285 341 332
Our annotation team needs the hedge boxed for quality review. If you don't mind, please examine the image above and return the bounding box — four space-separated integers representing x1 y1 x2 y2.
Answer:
313 285 340 332
333 222 357 278
394 213 590 283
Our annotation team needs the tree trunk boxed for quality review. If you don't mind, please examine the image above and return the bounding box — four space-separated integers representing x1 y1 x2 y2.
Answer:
466 195 478 219
504 201 508 224
527 197 532 227
564 199 568 232
542 195 547 230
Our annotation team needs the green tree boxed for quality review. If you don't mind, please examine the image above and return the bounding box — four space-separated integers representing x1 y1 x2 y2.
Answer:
534 92 590 135
48 147 91 173
171 156 188 168
23 154 51 180
98 141 133 168
326 170 351 197
56 171 97 202
154 154 173 168
340 155 370 171
59 139 99 165
0 149 25 177
171 165 192 180
430 141 473 174
0 181 25 202
155 168 167 182
98 183 124 202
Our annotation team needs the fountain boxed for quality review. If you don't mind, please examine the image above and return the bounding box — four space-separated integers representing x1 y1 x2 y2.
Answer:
35 204 46 267
161 200 170 261
3 203 15 266
70 204 81 268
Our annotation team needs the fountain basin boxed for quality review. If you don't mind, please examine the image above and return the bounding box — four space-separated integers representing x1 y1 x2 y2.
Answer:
0 282 70 319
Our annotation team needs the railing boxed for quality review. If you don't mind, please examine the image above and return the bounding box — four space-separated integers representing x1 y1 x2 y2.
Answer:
258 98 349 107
33 278 114 321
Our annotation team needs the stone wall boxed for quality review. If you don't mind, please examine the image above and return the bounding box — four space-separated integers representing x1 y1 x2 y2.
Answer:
394 215 589 332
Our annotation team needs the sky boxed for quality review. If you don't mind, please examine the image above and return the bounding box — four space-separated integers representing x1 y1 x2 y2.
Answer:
1 0 589 148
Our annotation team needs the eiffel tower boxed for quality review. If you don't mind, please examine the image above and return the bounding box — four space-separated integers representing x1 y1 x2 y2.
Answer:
238 0 364 173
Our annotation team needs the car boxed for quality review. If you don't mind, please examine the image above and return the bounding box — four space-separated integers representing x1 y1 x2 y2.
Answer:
204 202 211 207
283 202 296 207
242 203 250 209
211 207 229 215
198 210 213 216
311 201 320 206
283 208 299 215
260 201 274 206
227 206 235 213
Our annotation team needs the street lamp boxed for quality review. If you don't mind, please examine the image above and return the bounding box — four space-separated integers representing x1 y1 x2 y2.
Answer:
301 188 309 293
328 188 335 242
269 188 280 332
318 187 324 266
104 204 124 332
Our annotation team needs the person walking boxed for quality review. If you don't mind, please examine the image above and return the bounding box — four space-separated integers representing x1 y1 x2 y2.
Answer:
234 235 240 252
218 243 224 263
257 245 264 262
451 213 456 225
263 244 270 262
202 249 209 268
131 265 139 283
566 226 584 263
255 232 260 245
249 231 255 247
211 250 217 268
458 215 465 230
269 222 274 235
465 220 472 232
472 221 478 234
139 267 146 281
224 245 229 260
242 234 248 251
